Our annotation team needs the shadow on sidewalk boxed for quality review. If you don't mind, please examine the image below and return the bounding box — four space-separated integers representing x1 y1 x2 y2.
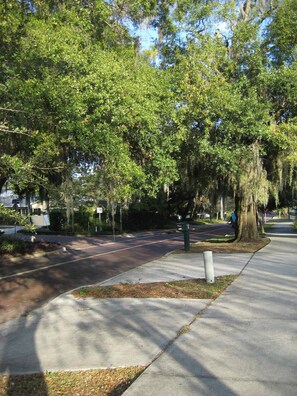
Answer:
0 312 48 395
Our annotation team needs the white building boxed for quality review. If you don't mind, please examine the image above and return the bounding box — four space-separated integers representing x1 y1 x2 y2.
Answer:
0 188 50 227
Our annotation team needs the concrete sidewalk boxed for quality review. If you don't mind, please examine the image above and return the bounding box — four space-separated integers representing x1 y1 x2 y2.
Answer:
0 251 251 374
124 221 297 396
0 221 296 396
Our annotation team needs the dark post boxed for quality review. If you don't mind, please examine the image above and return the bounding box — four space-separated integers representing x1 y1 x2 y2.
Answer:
182 222 190 251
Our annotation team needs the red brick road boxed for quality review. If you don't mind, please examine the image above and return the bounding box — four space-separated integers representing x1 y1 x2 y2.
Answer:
0 224 231 323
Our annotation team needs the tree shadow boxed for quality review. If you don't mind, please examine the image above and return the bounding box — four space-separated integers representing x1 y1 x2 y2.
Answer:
0 222 258 394
0 312 48 395
1 292 238 395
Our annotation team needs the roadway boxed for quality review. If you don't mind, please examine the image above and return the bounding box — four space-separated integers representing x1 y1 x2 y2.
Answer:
0 223 232 324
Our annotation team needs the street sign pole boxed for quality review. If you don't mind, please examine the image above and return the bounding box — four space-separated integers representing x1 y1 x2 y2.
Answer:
97 207 103 232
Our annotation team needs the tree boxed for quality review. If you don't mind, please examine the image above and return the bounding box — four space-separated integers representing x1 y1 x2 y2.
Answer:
265 0 297 66
161 0 297 241
3 0 296 241
0 1 179 230
0 204 35 233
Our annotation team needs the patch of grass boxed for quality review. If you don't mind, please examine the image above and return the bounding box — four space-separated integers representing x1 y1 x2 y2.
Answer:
205 236 235 243
77 287 91 296
0 366 145 396
175 237 270 254
73 275 237 300
0 238 60 258
264 222 277 231
179 324 191 335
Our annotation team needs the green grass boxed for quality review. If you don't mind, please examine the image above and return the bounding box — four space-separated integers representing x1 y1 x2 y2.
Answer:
205 236 235 243
263 222 276 230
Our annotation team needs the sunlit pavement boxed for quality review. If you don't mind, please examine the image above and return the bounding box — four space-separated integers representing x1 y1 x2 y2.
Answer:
1 221 296 396
124 221 297 395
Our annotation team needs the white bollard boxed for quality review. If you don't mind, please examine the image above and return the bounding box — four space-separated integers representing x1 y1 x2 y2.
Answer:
203 250 215 283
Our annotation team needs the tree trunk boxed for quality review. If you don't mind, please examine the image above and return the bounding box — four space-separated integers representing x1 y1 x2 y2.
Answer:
61 176 74 231
119 204 123 234
26 191 31 217
111 201 116 242
234 142 267 242
235 194 258 241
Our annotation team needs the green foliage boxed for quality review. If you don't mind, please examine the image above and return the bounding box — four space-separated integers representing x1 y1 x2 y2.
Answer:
265 0 297 65
1 0 297 242
122 209 167 231
1 1 179 215
49 210 66 232
0 204 35 233
163 0 297 240
0 236 26 254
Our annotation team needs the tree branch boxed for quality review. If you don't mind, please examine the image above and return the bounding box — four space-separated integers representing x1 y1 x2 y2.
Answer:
0 107 25 113
0 128 31 136
38 166 65 171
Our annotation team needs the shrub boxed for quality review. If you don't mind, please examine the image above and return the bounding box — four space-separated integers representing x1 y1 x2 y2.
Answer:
49 210 66 231
0 236 26 254
122 209 167 231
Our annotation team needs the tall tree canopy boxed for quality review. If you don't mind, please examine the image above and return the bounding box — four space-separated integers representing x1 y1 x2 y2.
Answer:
157 0 297 240
1 0 297 240
0 0 178 209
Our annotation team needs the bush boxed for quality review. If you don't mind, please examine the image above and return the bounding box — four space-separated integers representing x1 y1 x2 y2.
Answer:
0 236 26 254
49 210 66 232
122 209 167 231
49 207 98 234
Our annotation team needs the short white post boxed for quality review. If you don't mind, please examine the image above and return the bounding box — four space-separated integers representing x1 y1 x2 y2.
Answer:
203 251 215 283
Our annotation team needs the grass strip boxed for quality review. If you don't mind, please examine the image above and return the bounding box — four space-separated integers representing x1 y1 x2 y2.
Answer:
176 237 270 254
0 366 145 396
73 275 237 300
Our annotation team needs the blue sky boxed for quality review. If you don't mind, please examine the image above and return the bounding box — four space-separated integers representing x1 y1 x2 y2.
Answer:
131 25 158 50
